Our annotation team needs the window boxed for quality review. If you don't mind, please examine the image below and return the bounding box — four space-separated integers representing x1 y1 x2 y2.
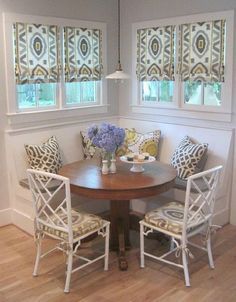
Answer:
13 22 60 111
65 81 99 105
4 13 107 118
17 83 56 110
132 11 233 121
141 81 174 103
178 20 225 109
63 26 103 106
184 82 221 106
136 26 175 104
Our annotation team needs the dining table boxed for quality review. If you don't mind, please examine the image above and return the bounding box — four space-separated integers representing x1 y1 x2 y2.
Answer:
59 157 177 270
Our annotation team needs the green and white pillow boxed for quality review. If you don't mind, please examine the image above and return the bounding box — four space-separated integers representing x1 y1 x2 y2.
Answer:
25 136 62 180
171 136 208 179
126 129 161 158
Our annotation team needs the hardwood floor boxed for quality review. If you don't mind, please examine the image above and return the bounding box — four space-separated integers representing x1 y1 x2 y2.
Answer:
1 224 236 302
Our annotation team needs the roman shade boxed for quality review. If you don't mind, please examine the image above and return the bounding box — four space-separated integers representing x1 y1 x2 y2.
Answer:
136 25 175 81
14 22 61 84
178 20 226 82
64 27 103 82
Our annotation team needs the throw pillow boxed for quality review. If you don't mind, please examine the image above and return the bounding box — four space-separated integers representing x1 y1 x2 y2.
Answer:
80 129 129 159
25 136 62 181
80 131 101 159
126 129 161 158
171 136 208 179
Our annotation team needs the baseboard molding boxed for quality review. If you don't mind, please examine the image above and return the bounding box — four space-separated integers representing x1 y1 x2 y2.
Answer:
11 209 34 235
213 208 230 226
0 208 12 226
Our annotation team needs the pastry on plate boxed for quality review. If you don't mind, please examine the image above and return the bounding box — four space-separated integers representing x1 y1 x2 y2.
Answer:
126 153 134 161
142 152 149 160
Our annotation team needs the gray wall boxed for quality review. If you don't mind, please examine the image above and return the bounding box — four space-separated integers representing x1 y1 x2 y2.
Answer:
0 0 118 211
119 0 236 223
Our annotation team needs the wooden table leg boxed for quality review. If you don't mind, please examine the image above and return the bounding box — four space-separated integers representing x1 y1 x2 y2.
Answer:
110 200 130 270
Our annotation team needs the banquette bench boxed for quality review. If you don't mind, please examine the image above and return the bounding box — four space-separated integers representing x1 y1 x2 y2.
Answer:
5 119 234 234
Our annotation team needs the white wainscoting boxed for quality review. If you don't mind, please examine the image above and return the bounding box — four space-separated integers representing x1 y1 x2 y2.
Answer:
119 117 234 226
4 117 117 233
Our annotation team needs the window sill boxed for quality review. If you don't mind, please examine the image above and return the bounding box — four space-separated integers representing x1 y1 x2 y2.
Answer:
6 105 109 128
131 105 232 122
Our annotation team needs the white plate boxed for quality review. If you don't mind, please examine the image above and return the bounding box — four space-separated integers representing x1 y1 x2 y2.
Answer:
120 155 156 172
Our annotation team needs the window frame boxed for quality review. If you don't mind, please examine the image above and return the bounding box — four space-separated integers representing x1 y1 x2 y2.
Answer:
132 10 234 122
3 13 108 122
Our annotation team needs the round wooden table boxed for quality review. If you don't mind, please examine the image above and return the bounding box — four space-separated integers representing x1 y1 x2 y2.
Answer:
59 158 176 270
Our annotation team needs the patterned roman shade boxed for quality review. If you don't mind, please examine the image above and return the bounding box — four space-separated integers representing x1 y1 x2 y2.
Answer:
14 22 61 84
64 27 103 82
178 20 226 82
136 25 175 81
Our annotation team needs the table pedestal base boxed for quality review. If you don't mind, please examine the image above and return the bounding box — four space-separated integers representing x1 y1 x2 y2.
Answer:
110 200 130 271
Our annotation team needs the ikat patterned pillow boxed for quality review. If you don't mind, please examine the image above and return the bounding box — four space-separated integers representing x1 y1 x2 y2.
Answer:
25 136 62 181
171 136 208 179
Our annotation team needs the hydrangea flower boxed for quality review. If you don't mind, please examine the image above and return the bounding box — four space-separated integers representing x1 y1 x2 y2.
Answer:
87 122 125 154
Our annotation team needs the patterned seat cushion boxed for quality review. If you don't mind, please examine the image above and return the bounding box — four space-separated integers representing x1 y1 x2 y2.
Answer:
171 136 208 179
25 136 62 181
144 201 205 235
39 209 105 240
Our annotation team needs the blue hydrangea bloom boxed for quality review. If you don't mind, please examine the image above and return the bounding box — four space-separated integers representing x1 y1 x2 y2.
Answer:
87 123 125 153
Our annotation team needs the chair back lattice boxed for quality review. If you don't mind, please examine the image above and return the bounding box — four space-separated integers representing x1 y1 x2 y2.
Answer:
27 169 73 240
182 166 222 235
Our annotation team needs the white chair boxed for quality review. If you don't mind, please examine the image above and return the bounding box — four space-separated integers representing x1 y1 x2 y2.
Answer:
27 169 110 293
140 166 222 286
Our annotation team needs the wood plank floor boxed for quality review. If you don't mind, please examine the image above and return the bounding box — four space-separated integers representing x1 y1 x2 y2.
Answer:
1 224 236 302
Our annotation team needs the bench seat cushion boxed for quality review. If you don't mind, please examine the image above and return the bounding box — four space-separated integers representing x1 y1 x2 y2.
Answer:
174 176 209 192
20 178 61 192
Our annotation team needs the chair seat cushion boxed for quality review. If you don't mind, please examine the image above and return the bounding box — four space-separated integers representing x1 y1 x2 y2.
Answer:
144 201 205 235
39 209 105 240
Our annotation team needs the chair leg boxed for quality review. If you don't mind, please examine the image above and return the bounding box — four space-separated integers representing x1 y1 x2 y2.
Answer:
64 247 73 293
182 247 190 287
104 224 110 271
207 234 215 269
140 223 145 268
33 234 42 276
170 237 175 251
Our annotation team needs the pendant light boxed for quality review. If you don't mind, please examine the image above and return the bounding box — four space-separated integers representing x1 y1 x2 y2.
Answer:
106 0 129 80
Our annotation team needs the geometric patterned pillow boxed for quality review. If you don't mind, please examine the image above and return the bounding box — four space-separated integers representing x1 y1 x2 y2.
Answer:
171 136 208 179
25 136 62 181
125 129 161 158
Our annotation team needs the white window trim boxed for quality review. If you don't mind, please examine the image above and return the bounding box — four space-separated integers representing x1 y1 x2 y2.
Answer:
3 13 108 125
131 10 234 122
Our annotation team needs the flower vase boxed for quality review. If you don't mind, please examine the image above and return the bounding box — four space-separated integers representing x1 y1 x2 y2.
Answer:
109 154 116 173
101 160 109 174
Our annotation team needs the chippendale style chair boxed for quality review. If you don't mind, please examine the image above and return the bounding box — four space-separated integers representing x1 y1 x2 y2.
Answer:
27 169 110 293
140 166 222 286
